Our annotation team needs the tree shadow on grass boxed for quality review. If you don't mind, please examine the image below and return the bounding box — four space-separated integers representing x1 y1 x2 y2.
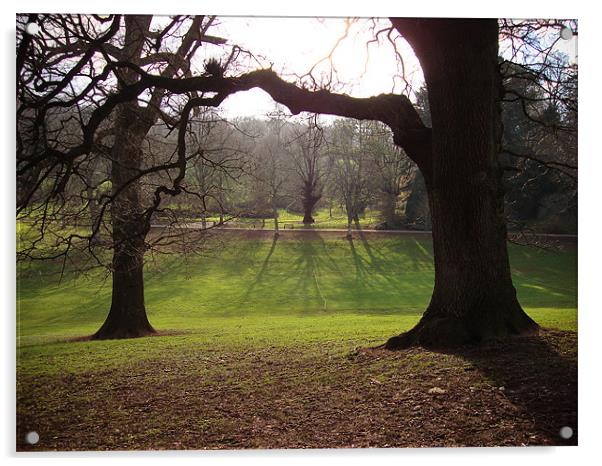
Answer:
287 228 337 311
346 235 406 298
348 234 402 289
346 236 371 287
345 230 434 307
241 234 279 303
214 230 434 317
439 330 577 445
292 227 427 313
238 228 341 313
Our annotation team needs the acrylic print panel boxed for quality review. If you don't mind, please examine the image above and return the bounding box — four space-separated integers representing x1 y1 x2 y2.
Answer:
16 14 578 451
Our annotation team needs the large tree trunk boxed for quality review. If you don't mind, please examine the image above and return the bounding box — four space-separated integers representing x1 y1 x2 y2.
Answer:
92 146 155 338
92 233 154 339
92 16 156 340
92 103 155 339
302 207 315 224
386 19 539 348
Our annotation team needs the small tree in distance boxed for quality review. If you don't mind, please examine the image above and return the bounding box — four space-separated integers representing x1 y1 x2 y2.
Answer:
329 119 376 238
286 115 330 225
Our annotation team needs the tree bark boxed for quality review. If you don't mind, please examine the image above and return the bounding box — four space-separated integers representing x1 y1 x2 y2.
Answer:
92 101 156 339
92 234 154 339
385 19 539 348
302 183 320 224
92 16 157 340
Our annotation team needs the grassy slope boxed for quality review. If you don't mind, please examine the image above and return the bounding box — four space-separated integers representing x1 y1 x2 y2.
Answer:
17 233 577 376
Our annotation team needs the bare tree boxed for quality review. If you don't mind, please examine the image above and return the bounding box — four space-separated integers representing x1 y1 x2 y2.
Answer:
255 117 290 235
185 113 247 227
329 119 375 238
498 57 577 235
363 121 415 229
286 115 330 224
17 15 234 338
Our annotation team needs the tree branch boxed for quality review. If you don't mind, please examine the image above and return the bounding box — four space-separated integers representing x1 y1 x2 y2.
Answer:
110 65 432 173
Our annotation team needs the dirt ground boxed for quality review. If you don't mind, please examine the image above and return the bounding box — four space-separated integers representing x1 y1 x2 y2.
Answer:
17 329 577 451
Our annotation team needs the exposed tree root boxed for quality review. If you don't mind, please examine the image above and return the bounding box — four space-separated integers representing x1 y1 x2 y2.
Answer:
91 315 156 340
385 308 540 350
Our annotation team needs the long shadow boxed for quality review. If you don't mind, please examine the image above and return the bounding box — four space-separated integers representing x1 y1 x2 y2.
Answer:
348 229 432 296
439 330 577 445
241 234 279 303
143 231 269 304
238 228 344 313
354 217 434 275
288 228 334 311
353 233 404 289
355 226 386 277
350 220 395 289
346 236 370 289
346 236 397 291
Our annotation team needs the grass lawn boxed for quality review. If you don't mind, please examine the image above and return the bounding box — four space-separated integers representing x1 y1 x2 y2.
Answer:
200 207 382 230
16 231 578 450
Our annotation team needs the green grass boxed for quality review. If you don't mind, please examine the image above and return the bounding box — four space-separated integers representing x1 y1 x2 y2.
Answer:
17 233 577 375
16 232 578 450
276 207 381 229
199 207 381 229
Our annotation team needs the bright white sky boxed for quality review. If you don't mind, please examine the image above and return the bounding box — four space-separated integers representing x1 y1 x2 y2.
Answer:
191 16 576 119
203 17 424 118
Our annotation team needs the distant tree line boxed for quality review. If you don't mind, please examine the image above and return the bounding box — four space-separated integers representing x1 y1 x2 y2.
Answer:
160 94 577 236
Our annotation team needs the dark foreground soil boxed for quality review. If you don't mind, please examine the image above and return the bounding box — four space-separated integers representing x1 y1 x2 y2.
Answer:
17 330 577 451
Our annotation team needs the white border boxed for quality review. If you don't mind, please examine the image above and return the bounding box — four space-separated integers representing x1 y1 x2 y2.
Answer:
3 1 598 465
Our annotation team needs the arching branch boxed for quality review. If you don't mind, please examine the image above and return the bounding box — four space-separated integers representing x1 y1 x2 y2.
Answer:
113 66 432 173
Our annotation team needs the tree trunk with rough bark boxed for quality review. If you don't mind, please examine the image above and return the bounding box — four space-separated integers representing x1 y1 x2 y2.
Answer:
385 19 539 348
92 233 154 339
92 16 156 340
92 103 155 339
